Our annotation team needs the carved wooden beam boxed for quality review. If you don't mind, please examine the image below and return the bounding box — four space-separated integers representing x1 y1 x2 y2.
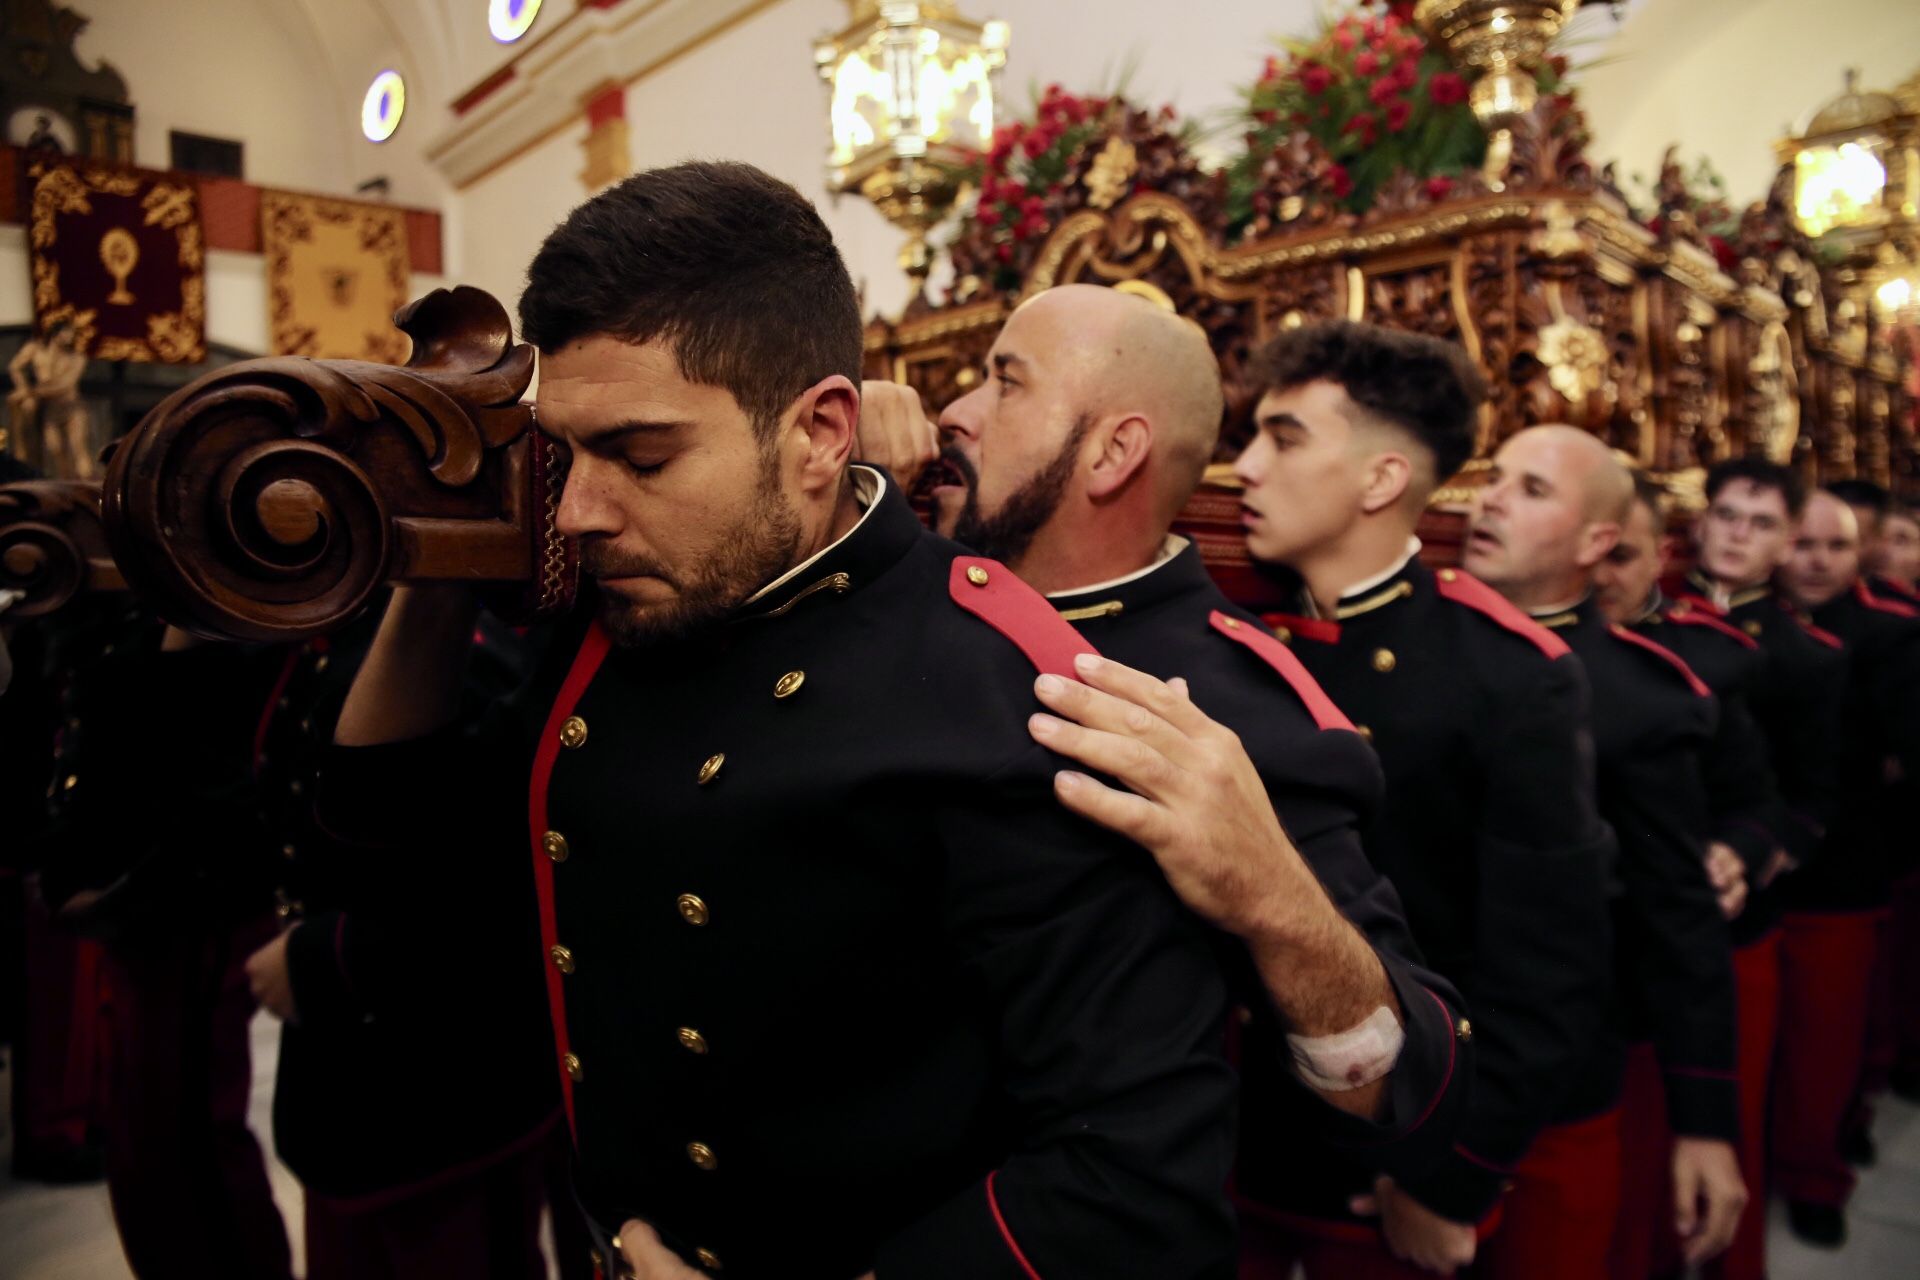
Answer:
101 286 576 642
0 479 126 618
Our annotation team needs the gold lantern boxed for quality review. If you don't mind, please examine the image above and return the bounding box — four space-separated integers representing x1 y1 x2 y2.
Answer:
1778 69 1920 323
814 1 1009 292
1413 1 1580 190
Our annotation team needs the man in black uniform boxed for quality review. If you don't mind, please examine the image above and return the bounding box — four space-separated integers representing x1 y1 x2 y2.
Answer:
855 286 1471 1267
1665 457 1845 1280
1180 321 1616 1279
1593 471 1779 1278
1770 488 1920 1247
1827 478 1920 606
1463 425 1745 1273
315 162 1237 1280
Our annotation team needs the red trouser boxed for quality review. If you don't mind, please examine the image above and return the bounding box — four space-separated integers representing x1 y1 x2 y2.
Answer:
1772 910 1879 1207
1862 909 1897 1097
12 885 106 1156
1706 932 1782 1280
1608 1043 1678 1280
303 1132 549 1280
1476 1109 1623 1280
101 915 293 1280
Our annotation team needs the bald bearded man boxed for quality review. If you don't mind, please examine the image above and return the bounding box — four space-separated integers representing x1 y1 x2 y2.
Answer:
859 286 1469 1216
1464 427 1745 1272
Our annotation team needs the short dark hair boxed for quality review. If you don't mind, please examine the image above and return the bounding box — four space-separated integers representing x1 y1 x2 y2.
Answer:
1885 503 1920 530
1826 478 1890 516
1703 456 1806 517
519 161 863 435
1243 321 1486 483
1627 469 1667 521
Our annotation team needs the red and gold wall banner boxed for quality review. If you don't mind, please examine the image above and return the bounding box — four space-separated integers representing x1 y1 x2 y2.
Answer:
27 159 207 363
261 190 411 364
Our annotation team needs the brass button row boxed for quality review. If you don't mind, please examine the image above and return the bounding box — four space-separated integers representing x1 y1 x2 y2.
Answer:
677 893 710 926
550 944 575 974
677 1026 709 1055
543 830 570 863
563 1052 582 1083
698 753 725 786
560 715 588 749
686 1140 718 1172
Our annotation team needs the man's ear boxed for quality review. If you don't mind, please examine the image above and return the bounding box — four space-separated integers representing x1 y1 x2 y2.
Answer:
789 375 859 496
1086 415 1153 500
1578 520 1622 570
1358 449 1414 515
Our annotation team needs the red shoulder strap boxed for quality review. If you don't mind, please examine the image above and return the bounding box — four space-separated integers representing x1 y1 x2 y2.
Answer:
1609 623 1712 697
950 557 1098 678
1856 578 1919 618
1432 568 1571 659
1879 576 1920 604
1665 605 1759 650
528 618 613 1143
1259 610 1342 645
1668 590 1726 618
1209 611 1354 732
1776 598 1844 648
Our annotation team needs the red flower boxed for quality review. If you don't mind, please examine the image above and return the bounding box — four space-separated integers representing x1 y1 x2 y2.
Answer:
1549 54 1570 78
1711 236 1740 273
1300 62 1333 96
1263 55 1281 82
1333 26 1357 52
995 242 1014 263
1396 32 1425 57
976 204 1003 227
1021 132 1049 159
1021 195 1046 219
1255 108 1279 126
1368 76 1402 106
1394 58 1420 90
1328 164 1354 199
977 174 997 202
1386 100 1411 132
1355 51 1380 76
1426 176 1454 201
1017 214 1049 240
1429 72 1467 105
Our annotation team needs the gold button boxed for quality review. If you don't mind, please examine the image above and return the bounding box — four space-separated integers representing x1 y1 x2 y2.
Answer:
590 1248 604 1272
1356 724 1374 742
542 830 570 863
1224 617 1241 629
686 1141 718 1171
559 715 588 749
1457 1017 1474 1043
677 1026 709 1055
1743 620 1763 636
281 843 297 859
1273 625 1291 643
1440 569 1457 582
62 774 77 791
697 753 725 785
1372 647 1396 673
966 565 990 586
563 1052 582 1082
314 655 329 673
550 944 575 974
695 1247 723 1270
1672 599 1691 614
773 671 805 699
677 893 710 926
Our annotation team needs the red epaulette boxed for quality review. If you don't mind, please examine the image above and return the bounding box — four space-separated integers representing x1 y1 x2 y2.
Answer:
1258 611 1342 645
1856 578 1919 618
950 557 1096 678
1209 611 1354 732
1664 600 1759 650
1776 598 1844 648
1610 624 1712 697
1431 567 1570 659
1668 590 1726 618
1879 576 1920 604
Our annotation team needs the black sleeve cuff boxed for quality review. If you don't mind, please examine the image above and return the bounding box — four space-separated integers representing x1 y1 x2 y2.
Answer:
872 1176 1033 1280
285 911 361 1028
1393 1145 1509 1224
1304 958 1471 1181
1663 1069 1741 1144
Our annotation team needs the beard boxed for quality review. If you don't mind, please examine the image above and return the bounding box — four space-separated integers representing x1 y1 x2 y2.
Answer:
584 455 803 649
949 412 1093 566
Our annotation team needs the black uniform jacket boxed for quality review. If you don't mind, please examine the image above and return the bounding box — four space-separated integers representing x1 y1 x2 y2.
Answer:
265 613 564 1205
1044 544 1471 1197
316 471 1238 1280
1671 575 1847 943
1624 591 1785 893
1260 558 1612 1223
1785 579 1920 909
1540 600 1737 1142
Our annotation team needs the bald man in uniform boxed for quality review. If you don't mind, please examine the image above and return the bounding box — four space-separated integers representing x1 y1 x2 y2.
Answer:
1464 427 1745 1273
1771 489 1920 1246
858 289 1470 1253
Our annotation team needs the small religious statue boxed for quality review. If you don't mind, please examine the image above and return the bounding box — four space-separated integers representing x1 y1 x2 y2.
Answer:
8 320 96 479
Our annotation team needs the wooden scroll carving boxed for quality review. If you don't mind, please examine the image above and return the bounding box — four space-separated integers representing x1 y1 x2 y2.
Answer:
101 286 575 642
0 480 126 618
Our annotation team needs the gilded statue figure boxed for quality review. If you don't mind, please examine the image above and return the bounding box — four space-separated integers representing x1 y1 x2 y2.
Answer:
8 320 95 478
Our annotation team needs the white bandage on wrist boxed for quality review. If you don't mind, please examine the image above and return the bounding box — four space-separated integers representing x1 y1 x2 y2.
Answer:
1286 1004 1405 1092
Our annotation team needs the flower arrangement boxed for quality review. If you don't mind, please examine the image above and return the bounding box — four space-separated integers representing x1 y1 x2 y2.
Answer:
1223 0 1576 234
945 83 1209 297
